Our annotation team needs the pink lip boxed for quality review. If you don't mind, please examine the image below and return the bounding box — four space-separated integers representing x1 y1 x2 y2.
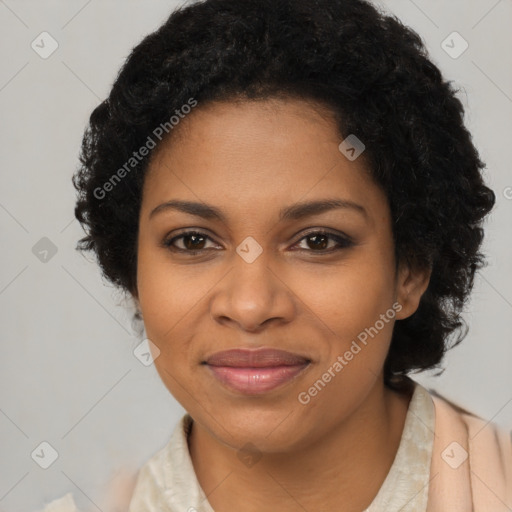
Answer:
204 348 311 395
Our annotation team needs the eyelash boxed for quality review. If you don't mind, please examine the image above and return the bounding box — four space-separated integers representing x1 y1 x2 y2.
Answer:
161 229 354 256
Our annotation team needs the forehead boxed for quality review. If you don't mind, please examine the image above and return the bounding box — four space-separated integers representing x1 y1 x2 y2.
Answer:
141 98 386 225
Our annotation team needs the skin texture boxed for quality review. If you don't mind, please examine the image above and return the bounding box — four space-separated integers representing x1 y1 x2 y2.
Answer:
133 98 431 512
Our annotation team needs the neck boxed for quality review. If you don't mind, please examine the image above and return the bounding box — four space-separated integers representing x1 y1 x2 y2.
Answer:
188 378 414 512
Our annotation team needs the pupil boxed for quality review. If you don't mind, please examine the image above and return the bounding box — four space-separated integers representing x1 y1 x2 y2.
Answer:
309 234 328 250
185 234 205 250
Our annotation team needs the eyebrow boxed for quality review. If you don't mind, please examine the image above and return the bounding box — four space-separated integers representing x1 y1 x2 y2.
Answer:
149 198 368 222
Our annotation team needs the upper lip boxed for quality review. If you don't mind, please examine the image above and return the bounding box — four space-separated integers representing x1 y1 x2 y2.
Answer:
204 348 310 368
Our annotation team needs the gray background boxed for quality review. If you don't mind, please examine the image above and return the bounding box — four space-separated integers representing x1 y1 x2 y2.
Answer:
0 0 511 510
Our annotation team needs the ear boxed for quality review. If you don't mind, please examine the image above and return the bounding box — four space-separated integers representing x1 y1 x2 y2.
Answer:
394 261 432 320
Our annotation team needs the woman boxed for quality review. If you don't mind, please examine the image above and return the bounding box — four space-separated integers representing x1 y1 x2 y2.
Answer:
45 0 512 510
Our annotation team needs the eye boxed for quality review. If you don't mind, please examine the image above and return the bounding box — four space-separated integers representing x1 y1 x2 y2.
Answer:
162 229 354 256
162 230 220 254
292 230 354 254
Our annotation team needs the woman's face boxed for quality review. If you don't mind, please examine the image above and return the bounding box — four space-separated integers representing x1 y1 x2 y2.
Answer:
135 98 425 453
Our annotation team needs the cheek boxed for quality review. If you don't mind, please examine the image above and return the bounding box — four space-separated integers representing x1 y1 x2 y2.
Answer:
136 243 208 336
135 248 210 394
136 251 201 401
294 263 397 421
288 252 397 386
291 255 396 336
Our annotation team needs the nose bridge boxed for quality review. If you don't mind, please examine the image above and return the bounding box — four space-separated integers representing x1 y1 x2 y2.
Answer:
230 244 276 308
210 242 294 330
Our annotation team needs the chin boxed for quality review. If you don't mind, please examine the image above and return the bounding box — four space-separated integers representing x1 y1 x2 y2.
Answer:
197 401 311 452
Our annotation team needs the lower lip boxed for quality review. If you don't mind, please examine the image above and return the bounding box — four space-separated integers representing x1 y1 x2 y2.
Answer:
206 364 309 394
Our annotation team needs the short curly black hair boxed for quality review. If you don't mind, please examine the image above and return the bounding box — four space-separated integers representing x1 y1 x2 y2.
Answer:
73 0 495 387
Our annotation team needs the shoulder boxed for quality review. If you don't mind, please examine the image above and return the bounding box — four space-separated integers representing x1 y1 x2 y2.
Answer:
38 467 139 512
40 493 79 512
40 414 192 511
424 386 512 511
128 413 195 508
430 389 511 458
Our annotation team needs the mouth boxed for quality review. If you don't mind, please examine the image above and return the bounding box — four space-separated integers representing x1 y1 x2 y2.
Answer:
202 347 311 395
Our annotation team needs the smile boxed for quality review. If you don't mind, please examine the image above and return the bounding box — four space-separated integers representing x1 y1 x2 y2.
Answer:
205 363 311 394
203 347 312 395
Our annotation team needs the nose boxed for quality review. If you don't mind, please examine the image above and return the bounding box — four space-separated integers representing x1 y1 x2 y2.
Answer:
210 254 296 333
